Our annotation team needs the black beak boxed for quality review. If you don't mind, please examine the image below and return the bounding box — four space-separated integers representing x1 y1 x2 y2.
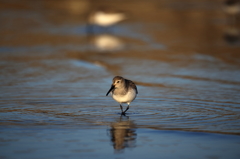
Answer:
106 85 115 96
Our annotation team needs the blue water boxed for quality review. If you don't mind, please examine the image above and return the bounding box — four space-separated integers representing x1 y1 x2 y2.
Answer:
1 126 240 159
0 0 240 158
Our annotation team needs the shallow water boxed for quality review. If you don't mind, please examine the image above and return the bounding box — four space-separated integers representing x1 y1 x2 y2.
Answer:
1 126 240 159
0 0 240 158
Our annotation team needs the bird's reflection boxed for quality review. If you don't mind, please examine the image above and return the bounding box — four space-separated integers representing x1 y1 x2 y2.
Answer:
108 116 137 153
91 34 124 52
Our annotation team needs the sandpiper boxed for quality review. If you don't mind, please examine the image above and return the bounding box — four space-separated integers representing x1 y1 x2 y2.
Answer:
106 76 138 115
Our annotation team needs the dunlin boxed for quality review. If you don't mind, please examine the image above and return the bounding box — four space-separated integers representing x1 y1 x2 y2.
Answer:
106 76 138 115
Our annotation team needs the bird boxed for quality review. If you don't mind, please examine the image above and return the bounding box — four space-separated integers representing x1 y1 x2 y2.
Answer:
89 10 126 27
86 9 127 35
106 76 138 115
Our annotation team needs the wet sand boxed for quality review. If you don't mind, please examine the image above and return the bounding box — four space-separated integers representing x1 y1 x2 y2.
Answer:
1 0 240 158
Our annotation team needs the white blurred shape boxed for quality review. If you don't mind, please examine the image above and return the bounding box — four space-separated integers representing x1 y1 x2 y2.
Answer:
93 34 124 52
89 11 126 26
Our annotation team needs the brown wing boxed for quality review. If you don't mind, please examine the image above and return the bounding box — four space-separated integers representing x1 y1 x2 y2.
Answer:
125 79 138 94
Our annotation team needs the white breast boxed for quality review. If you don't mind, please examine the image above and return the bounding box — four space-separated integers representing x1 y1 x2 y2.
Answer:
112 89 137 104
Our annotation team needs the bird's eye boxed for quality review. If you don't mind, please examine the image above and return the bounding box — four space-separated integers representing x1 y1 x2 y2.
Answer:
117 81 120 83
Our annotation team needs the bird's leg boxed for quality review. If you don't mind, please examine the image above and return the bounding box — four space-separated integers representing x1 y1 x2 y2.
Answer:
123 105 129 114
120 104 126 116
120 104 123 112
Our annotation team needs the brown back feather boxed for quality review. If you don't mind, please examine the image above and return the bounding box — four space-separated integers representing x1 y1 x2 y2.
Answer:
124 79 138 94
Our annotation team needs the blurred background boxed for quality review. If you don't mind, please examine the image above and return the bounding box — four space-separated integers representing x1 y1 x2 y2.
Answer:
1 0 240 158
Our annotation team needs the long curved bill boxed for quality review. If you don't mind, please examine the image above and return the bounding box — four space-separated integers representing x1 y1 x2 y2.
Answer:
106 85 115 96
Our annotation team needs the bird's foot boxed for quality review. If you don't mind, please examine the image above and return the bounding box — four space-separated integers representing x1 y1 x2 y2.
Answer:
121 112 126 116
